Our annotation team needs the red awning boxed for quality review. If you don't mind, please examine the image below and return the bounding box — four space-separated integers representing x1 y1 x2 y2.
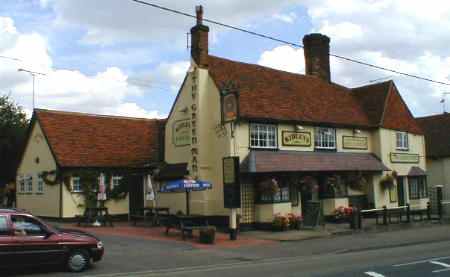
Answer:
241 151 389 173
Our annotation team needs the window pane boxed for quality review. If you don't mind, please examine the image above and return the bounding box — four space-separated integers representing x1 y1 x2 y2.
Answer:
250 124 277 148
0 217 9 235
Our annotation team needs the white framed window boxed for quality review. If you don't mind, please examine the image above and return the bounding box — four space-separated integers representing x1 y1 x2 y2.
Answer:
396 132 409 150
17 175 25 192
71 177 82 192
314 127 336 149
111 176 122 189
250 123 277 149
37 175 44 193
26 175 33 192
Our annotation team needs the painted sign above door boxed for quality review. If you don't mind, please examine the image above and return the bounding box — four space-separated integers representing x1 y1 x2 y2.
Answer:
342 136 368 150
173 119 191 146
282 131 311 147
390 153 420 163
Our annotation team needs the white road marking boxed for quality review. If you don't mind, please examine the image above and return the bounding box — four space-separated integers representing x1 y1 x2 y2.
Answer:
364 272 386 277
433 268 450 273
393 255 450 267
430 261 450 268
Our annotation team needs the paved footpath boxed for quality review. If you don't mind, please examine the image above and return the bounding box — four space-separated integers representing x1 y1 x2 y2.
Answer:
6 223 450 276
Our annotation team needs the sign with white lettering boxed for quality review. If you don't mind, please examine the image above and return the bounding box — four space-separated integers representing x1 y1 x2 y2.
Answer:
342 136 368 150
173 119 190 146
282 131 311 147
390 153 420 163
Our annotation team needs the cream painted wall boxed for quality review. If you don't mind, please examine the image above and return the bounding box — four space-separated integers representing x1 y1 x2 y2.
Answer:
373 128 428 209
61 185 129 218
255 202 292 223
16 121 60 217
161 65 233 216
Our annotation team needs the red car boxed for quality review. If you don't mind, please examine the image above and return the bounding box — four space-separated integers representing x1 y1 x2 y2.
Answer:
0 209 104 272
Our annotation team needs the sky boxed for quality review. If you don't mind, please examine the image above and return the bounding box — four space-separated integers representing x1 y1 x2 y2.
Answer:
1 0 450 119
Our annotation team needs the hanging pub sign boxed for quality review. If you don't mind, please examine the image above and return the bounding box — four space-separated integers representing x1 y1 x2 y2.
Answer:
390 153 420 163
223 156 241 208
282 131 311 147
220 80 239 123
173 119 191 146
342 136 368 150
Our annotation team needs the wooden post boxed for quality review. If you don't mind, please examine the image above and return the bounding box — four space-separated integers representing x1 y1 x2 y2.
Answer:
383 205 388 225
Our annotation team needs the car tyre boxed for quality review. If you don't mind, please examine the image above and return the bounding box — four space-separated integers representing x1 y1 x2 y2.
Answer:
67 249 90 272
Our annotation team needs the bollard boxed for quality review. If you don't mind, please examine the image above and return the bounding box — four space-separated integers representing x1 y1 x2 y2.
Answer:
358 208 362 229
406 203 411 223
383 205 388 225
437 186 443 220
427 201 431 220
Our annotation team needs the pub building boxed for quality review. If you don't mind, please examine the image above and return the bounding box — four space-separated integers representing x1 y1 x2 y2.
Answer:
16 6 428 229
157 6 428 228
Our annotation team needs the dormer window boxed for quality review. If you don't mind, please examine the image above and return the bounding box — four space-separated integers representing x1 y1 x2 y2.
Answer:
396 132 409 150
314 127 336 150
250 123 277 149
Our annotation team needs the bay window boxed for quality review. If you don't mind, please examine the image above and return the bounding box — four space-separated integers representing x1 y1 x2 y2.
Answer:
408 176 427 199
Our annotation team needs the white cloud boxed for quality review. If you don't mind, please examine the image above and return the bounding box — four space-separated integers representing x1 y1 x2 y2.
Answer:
0 16 164 119
272 12 298 24
258 45 304 74
41 0 301 45
257 0 450 116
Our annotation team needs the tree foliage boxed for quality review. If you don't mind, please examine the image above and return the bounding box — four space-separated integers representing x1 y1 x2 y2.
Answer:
0 95 29 184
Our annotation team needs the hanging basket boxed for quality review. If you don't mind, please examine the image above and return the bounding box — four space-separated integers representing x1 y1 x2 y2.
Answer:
379 174 395 190
347 172 366 191
257 178 280 195
299 176 319 192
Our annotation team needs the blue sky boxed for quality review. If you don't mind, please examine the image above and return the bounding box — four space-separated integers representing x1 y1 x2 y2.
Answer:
1 0 449 118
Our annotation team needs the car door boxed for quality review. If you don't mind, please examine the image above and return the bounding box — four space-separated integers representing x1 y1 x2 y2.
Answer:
11 215 65 266
0 215 23 268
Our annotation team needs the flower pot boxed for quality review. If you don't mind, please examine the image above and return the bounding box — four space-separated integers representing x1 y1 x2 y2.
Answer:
199 228 216 244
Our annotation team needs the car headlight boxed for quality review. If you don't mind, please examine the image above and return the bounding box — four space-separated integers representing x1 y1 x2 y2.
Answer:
97 241 103 249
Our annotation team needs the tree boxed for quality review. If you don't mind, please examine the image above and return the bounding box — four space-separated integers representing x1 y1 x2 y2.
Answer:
0 95 29 185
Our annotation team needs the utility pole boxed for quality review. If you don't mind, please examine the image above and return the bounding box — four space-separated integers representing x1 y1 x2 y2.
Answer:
17 68 46 110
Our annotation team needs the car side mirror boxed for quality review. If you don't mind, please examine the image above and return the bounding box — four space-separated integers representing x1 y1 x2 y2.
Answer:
44 230 55 239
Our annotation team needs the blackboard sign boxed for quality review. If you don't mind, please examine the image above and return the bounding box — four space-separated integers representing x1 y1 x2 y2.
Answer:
303 201 321 228
223 157 241 208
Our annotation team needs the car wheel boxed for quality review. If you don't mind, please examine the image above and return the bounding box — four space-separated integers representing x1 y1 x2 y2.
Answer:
67 249 90 272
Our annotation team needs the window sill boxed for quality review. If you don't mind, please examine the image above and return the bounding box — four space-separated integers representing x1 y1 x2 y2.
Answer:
396 148 409 152
256 201 291 205
35 193 44 195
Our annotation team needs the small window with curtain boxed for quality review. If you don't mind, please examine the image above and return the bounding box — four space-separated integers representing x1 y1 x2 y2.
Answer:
71 177 82 193
26 175 33 192
250 123 277 149
396 132 409 150
37 175 44 193
314 127 336 150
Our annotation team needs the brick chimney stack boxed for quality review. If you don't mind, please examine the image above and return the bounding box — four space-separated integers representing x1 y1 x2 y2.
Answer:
303 33 331 82
191 5 209 68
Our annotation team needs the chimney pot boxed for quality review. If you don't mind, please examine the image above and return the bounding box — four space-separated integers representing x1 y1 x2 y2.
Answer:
303 33 331 82
191 6 209 68
196 5 203 25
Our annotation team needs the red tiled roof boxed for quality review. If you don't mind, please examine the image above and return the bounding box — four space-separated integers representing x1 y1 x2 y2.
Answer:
208 55 422 134
350 81 391 126
208 55 371 127
417 113 450 158
35 109 164 168
380 83 422 134
240 150 389 173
